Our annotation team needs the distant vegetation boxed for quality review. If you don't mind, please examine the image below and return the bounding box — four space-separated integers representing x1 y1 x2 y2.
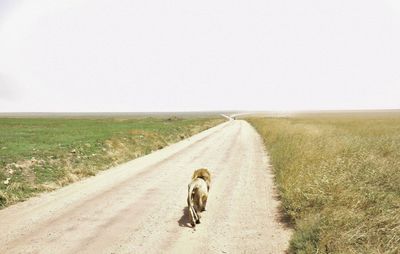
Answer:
247 115 400 253
0 116 224 208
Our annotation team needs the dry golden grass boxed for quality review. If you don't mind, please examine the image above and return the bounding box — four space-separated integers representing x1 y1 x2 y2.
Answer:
247 116 400 254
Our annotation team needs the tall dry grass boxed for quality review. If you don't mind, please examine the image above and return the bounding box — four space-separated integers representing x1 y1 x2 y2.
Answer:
247 116 400 253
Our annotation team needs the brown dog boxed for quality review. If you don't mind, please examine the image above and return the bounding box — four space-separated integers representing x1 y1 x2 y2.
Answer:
187 168 211 227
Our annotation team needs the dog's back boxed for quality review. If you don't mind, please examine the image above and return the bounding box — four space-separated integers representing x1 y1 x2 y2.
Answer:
189 178 208 211
192 168 211 191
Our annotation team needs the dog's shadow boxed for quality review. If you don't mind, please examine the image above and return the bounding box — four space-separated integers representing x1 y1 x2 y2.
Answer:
177 206 193 228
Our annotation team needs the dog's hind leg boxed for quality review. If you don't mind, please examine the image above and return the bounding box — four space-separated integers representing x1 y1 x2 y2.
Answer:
187 197 196 227
187 185 199 227
201 195 208 212
194 193 202 224
193 207 200 224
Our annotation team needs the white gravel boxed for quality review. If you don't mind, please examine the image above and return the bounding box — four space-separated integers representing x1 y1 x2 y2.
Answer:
0 120 291 254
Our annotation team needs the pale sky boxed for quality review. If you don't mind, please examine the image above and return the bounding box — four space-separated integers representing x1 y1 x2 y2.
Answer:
0 0 400 112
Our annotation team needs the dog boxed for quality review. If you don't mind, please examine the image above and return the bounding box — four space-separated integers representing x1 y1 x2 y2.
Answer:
187 168 211 227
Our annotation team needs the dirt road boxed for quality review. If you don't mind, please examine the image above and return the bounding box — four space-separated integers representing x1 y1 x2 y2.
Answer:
0 120 291 253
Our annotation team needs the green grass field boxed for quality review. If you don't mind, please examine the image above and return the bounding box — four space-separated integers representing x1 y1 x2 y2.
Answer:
0 116 224 208
247 115 400 254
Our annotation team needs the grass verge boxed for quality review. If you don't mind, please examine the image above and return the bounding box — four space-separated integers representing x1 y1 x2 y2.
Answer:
246 115 400 253
0 116 224 208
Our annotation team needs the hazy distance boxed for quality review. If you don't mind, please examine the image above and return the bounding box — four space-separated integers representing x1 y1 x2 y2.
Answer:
1 0 400 112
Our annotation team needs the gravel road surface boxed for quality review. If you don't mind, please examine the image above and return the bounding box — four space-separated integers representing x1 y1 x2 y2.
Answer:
0 120 291 253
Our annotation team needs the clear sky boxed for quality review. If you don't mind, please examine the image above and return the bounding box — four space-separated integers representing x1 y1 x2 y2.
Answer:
0 0 400 112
